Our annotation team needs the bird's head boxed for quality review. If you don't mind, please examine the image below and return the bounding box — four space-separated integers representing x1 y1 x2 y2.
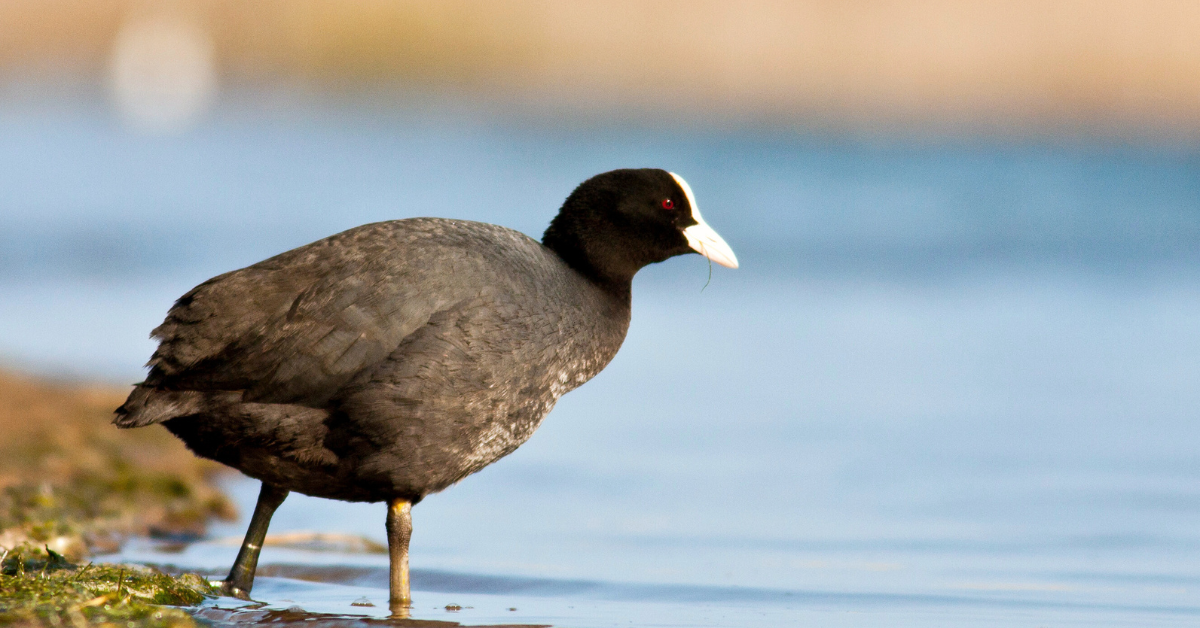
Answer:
543 168 738 286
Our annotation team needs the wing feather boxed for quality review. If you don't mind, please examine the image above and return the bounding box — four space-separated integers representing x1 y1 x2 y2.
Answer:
141 220 494 406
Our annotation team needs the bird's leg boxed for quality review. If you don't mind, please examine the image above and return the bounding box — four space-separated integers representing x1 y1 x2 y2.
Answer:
222 482 289 600
386 498 413 616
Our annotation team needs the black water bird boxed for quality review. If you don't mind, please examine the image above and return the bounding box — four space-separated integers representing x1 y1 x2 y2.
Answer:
113 168 738 612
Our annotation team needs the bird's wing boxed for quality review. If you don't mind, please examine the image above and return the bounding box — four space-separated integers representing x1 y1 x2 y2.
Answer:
143 221 484 406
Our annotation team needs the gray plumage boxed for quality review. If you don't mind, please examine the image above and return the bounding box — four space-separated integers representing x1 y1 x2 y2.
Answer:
116 218 629 502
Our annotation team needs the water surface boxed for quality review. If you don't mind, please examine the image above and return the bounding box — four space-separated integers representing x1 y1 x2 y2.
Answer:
4 96 1200 626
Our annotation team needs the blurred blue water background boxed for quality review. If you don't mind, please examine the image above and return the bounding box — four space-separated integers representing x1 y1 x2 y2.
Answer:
3 96 1200 626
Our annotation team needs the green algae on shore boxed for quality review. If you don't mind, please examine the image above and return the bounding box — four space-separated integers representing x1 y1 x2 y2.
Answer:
0 545 216 628
0 369 238 626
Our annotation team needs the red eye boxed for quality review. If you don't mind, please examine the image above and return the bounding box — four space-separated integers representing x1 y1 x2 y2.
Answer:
661 199 675 210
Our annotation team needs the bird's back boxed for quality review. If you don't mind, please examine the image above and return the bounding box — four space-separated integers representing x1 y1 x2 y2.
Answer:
116 218 631 502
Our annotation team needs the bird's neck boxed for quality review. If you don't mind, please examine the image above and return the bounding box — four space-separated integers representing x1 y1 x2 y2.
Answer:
542 210 639 293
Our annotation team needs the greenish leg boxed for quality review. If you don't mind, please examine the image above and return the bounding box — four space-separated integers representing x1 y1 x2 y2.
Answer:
386 498 413 617
222 482 289 600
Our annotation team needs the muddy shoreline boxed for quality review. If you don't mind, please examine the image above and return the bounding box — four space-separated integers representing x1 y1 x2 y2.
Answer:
0 368 233 626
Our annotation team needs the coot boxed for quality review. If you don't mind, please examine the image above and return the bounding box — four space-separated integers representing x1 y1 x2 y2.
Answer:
114 168 737 611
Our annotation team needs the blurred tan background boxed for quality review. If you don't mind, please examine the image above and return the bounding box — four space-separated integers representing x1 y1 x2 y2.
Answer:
3 0 1200 135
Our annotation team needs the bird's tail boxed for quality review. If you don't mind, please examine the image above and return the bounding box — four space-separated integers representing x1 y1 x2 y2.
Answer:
113 385 206 428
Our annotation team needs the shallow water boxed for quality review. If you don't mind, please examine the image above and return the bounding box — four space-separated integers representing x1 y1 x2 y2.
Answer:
4 95 1200 626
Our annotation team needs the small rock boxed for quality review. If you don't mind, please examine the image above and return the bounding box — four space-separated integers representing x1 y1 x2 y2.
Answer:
445 604 462 612
350 597 375 607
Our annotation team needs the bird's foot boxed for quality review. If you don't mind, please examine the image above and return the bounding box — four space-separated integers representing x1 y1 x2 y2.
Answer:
388 598 412 619
219 580 253 601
